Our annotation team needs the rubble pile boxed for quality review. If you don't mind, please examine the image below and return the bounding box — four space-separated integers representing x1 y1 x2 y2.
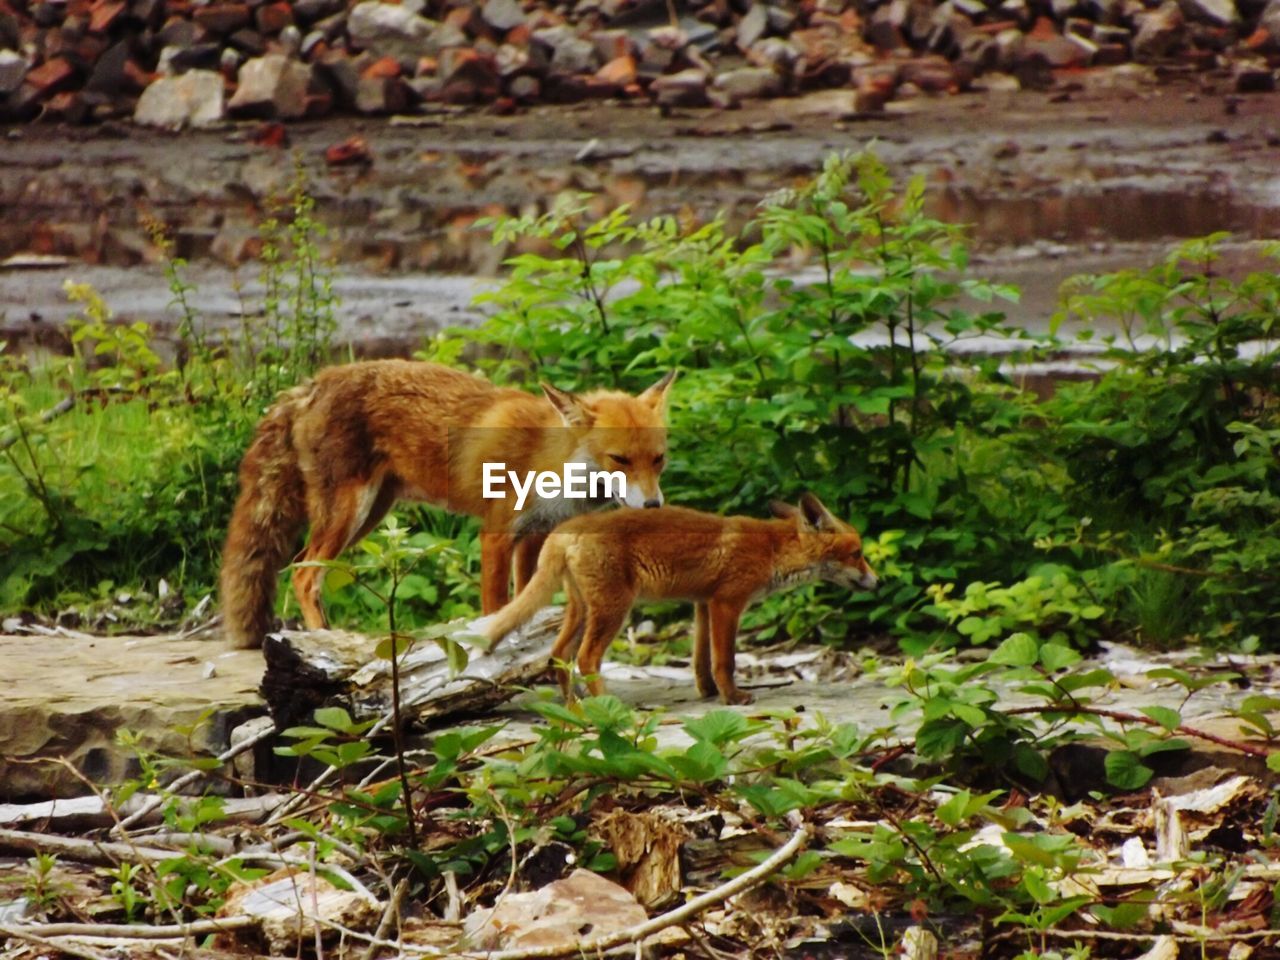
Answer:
0 0 1276 128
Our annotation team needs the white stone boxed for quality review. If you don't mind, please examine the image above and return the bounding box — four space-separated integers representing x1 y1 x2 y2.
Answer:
133 70 226 129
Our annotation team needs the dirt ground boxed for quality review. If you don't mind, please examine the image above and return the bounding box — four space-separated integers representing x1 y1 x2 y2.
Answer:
2 70 1279 348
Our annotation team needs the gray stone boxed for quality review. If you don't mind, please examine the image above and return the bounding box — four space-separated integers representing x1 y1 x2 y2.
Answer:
279 24 302 57
1233 62 1276 92
347 1 437 61
713 65 781 99
532 25 598 73
1132 1 1185 60
737 4 768 49
0 49 27 95
650 67 708 106
482 0 526 32
356 74 408 113
134 69 226 129
1176 0 1238 24
293 0 345 21
227 53 311 118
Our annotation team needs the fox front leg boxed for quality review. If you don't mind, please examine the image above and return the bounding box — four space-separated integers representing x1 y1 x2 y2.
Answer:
691 602 717 699
707 599 753 706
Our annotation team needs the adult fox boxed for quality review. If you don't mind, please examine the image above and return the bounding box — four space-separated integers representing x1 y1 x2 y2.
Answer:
220 359 675 649
472 494 878 705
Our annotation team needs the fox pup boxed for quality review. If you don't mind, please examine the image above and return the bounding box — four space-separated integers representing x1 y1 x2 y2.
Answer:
472 493 878 705
220 359 675 649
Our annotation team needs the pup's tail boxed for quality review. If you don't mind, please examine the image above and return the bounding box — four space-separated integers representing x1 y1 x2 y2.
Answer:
219 385 311 649
470 538 568 649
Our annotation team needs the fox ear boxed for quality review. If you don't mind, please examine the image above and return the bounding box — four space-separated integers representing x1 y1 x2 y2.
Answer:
541 383 592 427
639 370 677 410
769 500 800 520
798 492 838 532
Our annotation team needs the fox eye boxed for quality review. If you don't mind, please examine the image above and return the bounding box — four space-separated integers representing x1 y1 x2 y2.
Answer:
653 452 665 466
610 454 631 466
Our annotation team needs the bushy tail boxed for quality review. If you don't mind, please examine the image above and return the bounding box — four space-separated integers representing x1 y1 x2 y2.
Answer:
471 539 568 649
220 386 310 649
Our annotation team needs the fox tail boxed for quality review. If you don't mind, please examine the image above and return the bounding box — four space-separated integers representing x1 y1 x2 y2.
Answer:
219 385 311 649
469 538 568 650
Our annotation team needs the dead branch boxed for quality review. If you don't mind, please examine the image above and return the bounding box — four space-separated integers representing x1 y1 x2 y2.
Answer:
1002 704 1273 759
0 916 255 940
0 393 75 452
0 923 113 960
0 827 179 865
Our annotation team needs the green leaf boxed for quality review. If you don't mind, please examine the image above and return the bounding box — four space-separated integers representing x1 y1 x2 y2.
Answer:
683 709 751 746
313 707 354 734
1104 750 1153 791
1267 752 1280 774
1038 643 1081 672
1138 706 1182 733
989 633 1039 668
1091 902 1149 930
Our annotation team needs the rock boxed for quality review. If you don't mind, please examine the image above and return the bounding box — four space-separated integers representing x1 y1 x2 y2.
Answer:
355 73 409 112
193 3 252 35
595 53 636 85
85 41 144 93
438 46 501 102
1133 1 1186 60
228 28 269 57
325 134 373 165
221 868 379 954
293 0 345 22
0 49 26 95
255 2 294 35
867 1 908 50
463 870 648 951
157 16 198 49
713 65 781 98
348 1 437 61
591 29 633 63
1233 61 1276 91
228 53 311 119
163 43 223 73
508 72 540 99
0 630 262 800
737 3 769 48
482 0 526 32
650 67 708 107
27 57 79 97
89 0 127 34
1177 0 1239 25
532 24 598 73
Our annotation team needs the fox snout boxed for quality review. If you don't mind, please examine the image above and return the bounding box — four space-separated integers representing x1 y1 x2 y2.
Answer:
622 483 663 509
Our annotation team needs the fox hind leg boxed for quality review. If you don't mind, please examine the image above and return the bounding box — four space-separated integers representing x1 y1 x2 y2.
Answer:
707 599 752 706
479 532 514 613
293 475 396 631
513 534 546 592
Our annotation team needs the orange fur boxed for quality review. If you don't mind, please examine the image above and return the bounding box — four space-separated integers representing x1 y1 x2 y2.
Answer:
476 494 878 705
220 359 674 649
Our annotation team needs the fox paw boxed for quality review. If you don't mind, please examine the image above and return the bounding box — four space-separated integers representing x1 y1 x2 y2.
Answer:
720 687 754 706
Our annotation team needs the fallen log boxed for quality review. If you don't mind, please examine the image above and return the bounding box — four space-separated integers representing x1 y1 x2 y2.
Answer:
259 608 563 726
0 793 284 833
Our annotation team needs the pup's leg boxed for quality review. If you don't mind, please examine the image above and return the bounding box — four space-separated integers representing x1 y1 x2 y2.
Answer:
708 599 752 705
691 602 716 699
513 533 546 592
575 600 631 699
549 579 585 701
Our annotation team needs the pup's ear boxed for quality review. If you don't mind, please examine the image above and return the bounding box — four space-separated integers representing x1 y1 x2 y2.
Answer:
769 500 800 520
639 370 677 410
798 492 838 532
541 383 593 427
